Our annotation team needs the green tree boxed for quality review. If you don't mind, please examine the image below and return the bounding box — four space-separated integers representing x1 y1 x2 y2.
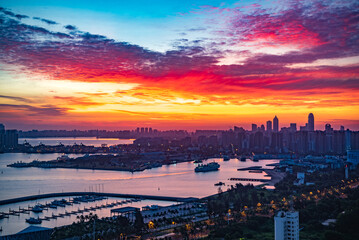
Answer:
134 209 145 232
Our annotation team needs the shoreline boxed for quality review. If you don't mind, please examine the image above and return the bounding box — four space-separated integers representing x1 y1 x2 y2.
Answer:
264 169 287 186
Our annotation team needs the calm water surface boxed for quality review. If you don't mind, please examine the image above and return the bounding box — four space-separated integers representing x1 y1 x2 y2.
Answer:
0 151 279 236
0 153 278 199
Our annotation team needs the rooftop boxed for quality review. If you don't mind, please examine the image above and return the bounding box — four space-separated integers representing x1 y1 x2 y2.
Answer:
17 226 52 234
111 206 140 213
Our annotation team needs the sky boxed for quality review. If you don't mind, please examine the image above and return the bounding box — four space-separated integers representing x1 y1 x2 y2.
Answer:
0 0 358 131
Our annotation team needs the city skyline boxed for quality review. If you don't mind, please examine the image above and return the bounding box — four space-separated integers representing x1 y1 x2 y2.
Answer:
1 0 359 131
3 112 358 158
0 113 356 133
1 113 356 132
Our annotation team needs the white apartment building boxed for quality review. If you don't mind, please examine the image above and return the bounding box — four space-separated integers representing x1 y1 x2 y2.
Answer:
275 210 299 240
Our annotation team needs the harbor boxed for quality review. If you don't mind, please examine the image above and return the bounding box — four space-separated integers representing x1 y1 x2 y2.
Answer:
0 152 280 236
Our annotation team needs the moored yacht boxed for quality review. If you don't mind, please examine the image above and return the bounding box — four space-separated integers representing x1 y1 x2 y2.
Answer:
31 205 43 213
26 217 42 224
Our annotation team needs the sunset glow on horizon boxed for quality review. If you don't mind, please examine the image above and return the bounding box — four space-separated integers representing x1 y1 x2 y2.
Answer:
0 0 358 131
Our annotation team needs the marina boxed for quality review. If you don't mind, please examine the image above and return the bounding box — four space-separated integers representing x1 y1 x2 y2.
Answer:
0 195 174 236
0 195 114 219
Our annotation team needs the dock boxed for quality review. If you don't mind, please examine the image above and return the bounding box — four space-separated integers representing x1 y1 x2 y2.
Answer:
229 178 270 182
0 196 143 220
36 198 142 220
237 166 271 171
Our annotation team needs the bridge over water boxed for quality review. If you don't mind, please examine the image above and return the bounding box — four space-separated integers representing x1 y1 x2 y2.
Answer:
0 192 199 206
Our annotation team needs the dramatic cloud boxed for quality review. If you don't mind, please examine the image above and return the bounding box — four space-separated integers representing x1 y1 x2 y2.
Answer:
0 2 357 96
0 1 358 129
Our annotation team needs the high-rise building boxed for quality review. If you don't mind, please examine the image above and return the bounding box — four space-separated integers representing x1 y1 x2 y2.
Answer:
290 123 297 132
275 210 299 240
346 129 351 150
324 124 334 154
325 124 333 132
273 116 279 133
251 124 257 132
266 120 272 132
260 124 265 132
4 129 18 149
308 113 314 131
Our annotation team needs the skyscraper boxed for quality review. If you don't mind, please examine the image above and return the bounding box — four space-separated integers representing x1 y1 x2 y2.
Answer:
260 124 265 132
266 120 272 132
308 113 314 131
273 116 279 132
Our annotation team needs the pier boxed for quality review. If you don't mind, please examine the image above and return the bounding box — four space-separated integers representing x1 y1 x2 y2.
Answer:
229 178 270 182
237 166 271 171
0 206 32 218
36 199 142 220
0 197 144 220
0 192 198 206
